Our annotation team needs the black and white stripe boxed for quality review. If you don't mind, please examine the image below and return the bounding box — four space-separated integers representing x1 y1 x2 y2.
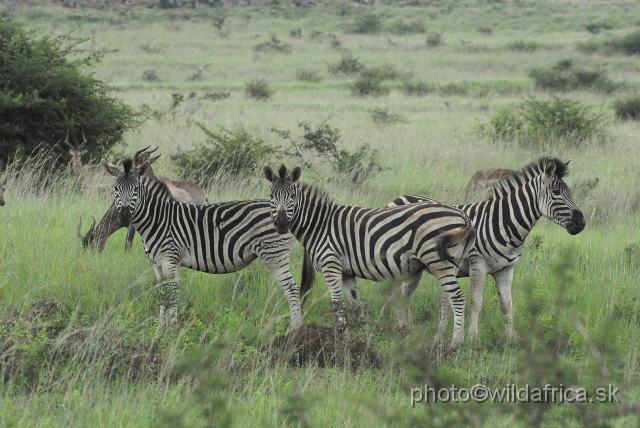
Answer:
264 164 476 351
102 158 313 330
388 157 585 341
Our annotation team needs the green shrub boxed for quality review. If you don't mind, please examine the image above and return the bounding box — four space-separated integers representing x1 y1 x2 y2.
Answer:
529 60 617 93
368 107 407 125
245 78 273 100
350 74 390 97
0 18 139 169
613 96 640 120
426 32 442 47
387 18 425 35
400 79 436 96
345 12 383 35
585 22 613 34
360 64 401 81
142 69 160 82
327 52 364 75
575 39 601 54
201 91 231 101
253 34 292 53
506 40 544 52
295 68 323 83
478 97 608 147
605 29 640 55
272 121 385 183
171 123 275 185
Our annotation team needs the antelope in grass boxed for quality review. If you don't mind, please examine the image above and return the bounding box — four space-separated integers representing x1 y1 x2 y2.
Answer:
0 177 6 206
64 130 114 187
77 146 208 251
463 168 515 201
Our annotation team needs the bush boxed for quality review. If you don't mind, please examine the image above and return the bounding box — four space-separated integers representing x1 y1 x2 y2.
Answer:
0 18 139 169
245 78 273 100
360 64 401 81
142 69 160 82
350 74 390 97
506 40 544 52
613 96 640 120
253 34 292 53
400 79 436 96
368 107 407 125
345 12 383 35
605 29 640 55
585 22 613 34
327 53 364 75
387 18 425 35
529 60 617 93
478 97 608 147
426 32 442 47
295 68 323 83
171 123 275 185
272 121 385 184
201 91 231 101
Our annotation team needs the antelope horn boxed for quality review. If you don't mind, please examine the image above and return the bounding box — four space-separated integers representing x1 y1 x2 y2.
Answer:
63 130 75 151
90 216 96 232
133 145 152 162
79 128 88 148
77 218 85 240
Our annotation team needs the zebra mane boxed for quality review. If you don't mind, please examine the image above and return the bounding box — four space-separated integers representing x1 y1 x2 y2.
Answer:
122 158 134 174
297 181 334 206
491 156 569 200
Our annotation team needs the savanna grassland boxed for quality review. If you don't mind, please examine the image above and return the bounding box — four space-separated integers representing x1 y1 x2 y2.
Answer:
2 0 640 426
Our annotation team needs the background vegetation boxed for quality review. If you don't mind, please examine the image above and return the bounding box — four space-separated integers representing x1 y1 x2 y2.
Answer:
1 0 640 426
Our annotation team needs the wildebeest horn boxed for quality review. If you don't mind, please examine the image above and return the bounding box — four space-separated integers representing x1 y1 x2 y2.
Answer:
133 145 152 162
77 218 85 240
63 130 75 151
149 153 161 164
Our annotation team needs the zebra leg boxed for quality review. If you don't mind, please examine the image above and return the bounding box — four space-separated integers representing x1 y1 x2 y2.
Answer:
394 273 422 332
321 262 347 328
434 268 466 352
157 261 180 330
153 265 168 330
467 261 488 341
264 260 303 330
492 266 516 340
433 293 452 347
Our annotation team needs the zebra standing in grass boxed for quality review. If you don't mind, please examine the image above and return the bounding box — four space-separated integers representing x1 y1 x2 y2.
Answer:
388 157 585 341
263 164 476 351
101 158 314 330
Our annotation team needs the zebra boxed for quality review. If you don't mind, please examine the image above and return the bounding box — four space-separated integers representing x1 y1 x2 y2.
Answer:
101 157 314 330
263 164 476 352
388 156 586 341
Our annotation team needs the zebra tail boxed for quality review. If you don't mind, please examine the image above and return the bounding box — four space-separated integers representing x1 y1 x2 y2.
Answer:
435 223 476 269
300 249 316 304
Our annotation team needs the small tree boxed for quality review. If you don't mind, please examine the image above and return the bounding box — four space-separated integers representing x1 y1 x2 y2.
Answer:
0 19 139 169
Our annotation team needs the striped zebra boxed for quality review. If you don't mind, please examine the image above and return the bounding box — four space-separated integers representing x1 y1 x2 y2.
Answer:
101 158 314 330
388 157 585 341
263 164 476 351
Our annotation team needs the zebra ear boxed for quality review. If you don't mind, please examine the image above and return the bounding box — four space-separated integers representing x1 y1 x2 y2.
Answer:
290 166 301 182
544 158 556 178
263 165 277 182
101 159 121 177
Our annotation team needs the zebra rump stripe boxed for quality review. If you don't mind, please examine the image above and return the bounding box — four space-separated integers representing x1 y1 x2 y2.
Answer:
389 156 585 341
103 158 313 330
264 164 476 351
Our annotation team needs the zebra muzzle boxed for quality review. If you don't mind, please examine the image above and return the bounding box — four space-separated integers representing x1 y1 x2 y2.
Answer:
566 210 585 235
274 206 290 234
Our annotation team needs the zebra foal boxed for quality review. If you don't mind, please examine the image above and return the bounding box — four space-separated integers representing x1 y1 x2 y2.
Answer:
101 158 313 330
263 164 476 351
389 157 585 341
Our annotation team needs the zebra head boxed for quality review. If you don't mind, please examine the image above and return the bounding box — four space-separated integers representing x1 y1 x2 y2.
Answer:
0 176 6 206
101 158 149 226
263 164 301 235
537 158 585 235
